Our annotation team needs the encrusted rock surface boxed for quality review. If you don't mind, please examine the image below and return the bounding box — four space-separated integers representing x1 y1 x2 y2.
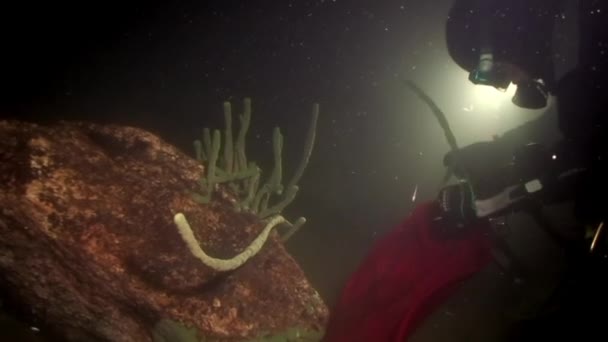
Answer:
0 120 327 341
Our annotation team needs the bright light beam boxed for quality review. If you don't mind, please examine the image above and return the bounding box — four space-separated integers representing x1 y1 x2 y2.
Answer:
471 83 517 110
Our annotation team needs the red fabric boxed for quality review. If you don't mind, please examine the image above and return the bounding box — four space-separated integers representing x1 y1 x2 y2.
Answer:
323 201 493 342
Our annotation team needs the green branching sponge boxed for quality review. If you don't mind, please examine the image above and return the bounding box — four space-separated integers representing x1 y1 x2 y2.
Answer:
190 98 318 220
175 98 319 271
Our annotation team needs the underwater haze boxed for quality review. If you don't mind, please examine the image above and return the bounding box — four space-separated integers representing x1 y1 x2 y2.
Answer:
1 0 579 341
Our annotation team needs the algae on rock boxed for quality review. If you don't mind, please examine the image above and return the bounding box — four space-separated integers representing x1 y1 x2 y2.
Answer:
152 319 324 342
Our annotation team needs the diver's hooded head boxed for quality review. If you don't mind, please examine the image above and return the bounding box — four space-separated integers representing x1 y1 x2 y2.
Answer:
445 0 560 92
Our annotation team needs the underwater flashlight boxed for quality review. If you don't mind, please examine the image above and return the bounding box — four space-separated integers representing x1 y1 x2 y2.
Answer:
511 79 549 109
469 50 549 109
468 50 511 91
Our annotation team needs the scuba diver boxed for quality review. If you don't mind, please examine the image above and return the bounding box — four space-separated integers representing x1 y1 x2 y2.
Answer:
324 0 607 341
443 0 606 222
440 0 608 340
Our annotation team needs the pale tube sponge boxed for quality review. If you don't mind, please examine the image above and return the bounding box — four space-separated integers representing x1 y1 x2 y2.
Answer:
173 212 286 271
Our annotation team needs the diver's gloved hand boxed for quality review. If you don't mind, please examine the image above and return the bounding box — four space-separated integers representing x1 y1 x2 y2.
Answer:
443 141 513 199
437 182 477 227
443 141 556 220
437 179 524 229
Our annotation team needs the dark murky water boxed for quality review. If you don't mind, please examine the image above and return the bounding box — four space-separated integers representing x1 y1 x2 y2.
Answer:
2 0 606 340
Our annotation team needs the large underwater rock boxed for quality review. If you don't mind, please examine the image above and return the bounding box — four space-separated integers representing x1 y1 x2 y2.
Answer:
0 120 328 341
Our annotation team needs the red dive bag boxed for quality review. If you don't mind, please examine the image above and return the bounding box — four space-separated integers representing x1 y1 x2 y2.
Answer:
323 201 493 341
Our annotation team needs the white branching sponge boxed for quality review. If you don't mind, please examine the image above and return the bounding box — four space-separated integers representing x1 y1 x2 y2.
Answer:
173 212 287 271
